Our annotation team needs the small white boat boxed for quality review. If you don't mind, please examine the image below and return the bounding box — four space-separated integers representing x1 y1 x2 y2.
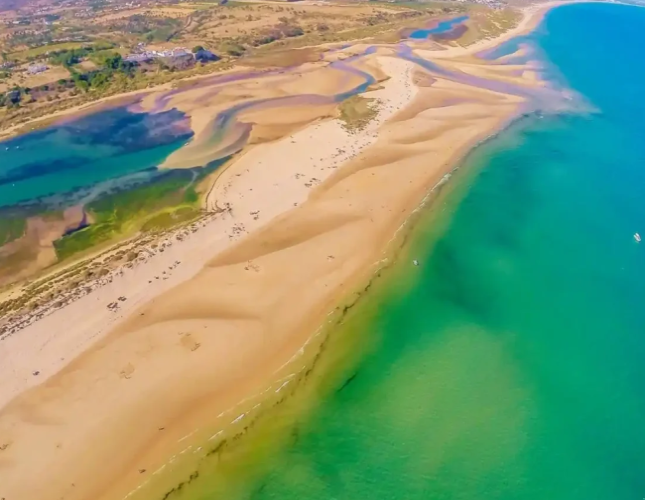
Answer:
635 233 641 243
413 259 419 266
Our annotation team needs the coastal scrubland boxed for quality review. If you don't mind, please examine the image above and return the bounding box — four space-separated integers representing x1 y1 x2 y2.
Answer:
0 160 224 292
0 1 512 135
52 170 202 261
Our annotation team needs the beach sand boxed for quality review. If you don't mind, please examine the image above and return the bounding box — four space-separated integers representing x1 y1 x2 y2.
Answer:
0 5 563 499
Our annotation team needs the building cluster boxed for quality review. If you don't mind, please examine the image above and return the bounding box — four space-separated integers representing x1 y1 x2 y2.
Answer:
5 17 56 26
27 63 48 74
477 0 506 8
124 46 190 63
453 0 506 7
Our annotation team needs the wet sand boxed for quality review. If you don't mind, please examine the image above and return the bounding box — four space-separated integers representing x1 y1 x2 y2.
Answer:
0 5 565 500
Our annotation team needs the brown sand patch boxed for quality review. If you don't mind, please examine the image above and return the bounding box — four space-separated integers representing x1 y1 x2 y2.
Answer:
179 333 201 352
245 101 337 145
241 47 325 68
0 206 87 287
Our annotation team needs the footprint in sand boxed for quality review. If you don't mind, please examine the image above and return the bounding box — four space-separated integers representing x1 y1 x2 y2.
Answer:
120 363 135 380
180 333 201 352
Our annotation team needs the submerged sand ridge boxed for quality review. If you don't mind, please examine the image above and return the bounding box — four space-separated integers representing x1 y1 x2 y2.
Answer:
0 8 569 500
204 56 415 224
154 61 374 170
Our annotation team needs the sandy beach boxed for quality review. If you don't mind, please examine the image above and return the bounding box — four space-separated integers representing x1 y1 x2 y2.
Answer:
430 0 565 59
0 56 414 411
0 4 567 500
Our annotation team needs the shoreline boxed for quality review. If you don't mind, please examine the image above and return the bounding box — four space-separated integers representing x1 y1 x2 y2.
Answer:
0 5 566 499
130 107 505 500
116 81 533 500
122 161 467 500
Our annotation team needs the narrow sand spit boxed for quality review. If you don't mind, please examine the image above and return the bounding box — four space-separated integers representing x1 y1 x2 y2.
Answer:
204 57 416 227
0 6 564 498
0 57 415 411
156 62 370 170
427 0 565 59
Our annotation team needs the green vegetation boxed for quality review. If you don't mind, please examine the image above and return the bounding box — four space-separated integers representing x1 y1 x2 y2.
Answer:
140 206 200 232
0 42 135 110
41 44 136 93
50 155 231 262
47 43 114 67
0 217 27 246
53 172 198 261
0 57 232 130
120 15 183 43
375 0 467 12
220 41 246 57
9 42 87 62
68 53 136 93
457 6 522 46
0 0 511 134
89 49 122 66
249 11 428 54
338 95 380 133
2 46 135 104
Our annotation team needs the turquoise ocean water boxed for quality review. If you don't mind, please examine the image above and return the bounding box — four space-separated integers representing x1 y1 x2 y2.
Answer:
0 107 193 208
169 3 645 500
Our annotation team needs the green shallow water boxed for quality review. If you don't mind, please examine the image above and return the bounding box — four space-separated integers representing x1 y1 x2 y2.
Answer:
147 4 645 500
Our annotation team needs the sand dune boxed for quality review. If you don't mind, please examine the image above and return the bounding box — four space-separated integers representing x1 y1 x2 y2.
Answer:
0 10 562 500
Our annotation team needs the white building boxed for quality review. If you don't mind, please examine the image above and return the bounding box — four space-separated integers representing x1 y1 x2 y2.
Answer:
27 63 48 74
